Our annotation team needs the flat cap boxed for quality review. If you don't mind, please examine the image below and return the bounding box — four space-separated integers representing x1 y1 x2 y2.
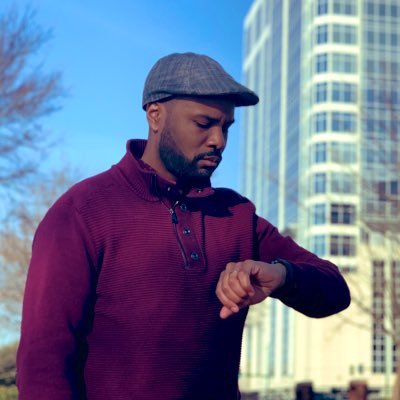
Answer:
142 52 259 109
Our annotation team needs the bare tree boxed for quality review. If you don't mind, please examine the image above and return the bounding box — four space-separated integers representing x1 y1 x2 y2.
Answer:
0 168 78 338
0 7 63 191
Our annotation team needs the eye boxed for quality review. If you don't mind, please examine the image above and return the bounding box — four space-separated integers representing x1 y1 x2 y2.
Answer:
196 121 212 130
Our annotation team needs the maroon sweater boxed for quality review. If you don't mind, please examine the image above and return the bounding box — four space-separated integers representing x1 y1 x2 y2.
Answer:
17 140 350 400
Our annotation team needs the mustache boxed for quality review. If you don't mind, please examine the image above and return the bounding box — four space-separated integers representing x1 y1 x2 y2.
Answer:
193 150 222 163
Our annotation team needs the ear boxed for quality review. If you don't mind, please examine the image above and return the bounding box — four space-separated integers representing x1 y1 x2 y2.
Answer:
146 103 164 134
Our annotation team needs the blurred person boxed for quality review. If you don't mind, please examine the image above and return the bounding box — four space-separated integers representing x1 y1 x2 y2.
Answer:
17 52 351 400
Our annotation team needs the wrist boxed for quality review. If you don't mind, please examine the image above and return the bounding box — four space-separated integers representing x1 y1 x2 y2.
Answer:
271 258 294 294
270 260 286 289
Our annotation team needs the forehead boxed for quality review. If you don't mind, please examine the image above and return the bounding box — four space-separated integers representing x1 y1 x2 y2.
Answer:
166 97 235 120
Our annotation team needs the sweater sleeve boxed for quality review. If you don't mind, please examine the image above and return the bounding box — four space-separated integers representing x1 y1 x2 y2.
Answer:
17 198 98 399
255 214 351 318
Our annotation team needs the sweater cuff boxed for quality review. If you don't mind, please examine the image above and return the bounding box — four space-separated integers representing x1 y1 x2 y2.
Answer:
271 258 296 298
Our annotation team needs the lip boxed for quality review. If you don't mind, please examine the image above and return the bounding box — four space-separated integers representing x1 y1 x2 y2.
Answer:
200 157 221 167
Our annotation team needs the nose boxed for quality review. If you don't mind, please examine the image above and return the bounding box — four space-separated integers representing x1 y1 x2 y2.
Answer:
208 127 227 151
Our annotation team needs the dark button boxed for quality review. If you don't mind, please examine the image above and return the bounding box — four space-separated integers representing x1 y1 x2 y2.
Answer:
167 187 172 192
180 203 187 212
183 227 191 235
190 252 199 261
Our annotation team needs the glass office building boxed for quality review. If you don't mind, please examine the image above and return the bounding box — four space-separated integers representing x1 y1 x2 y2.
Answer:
240 0 400 396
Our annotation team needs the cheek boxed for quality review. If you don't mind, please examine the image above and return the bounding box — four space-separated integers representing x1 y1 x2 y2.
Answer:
179 131 205 154
167 119 206 157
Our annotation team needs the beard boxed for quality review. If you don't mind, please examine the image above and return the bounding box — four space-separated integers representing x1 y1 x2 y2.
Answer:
158 127 221 179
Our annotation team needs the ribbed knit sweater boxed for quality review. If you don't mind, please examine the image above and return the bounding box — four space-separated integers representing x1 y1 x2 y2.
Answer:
17 140 350 400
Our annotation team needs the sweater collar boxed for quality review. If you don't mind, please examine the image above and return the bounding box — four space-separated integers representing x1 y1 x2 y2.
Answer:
115 139 215 202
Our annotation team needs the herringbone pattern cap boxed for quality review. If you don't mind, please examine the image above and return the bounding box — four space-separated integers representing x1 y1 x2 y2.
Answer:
142 52 259 109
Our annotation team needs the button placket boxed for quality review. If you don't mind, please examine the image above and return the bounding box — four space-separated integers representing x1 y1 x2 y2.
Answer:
175 201 204 270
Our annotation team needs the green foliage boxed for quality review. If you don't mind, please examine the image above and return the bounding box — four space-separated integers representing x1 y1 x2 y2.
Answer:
0 385 17 400
0 343 17 386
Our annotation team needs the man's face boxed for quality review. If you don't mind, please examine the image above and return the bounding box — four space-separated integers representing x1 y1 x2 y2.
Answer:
158 97 235 179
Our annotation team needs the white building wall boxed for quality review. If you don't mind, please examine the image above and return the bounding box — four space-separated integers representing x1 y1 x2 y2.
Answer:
240 0 400 397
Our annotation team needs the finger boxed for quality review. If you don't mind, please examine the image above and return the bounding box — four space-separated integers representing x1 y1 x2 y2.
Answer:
222 270 253 309
218 270 252 311
220 305 235 319
216 265 254 315
236 270 255 297
226 270 249 298
216 274 240 313
225 262 251 296
225 262 242 273
226 262 256 296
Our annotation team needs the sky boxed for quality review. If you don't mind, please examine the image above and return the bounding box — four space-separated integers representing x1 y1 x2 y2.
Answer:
2 0 254 191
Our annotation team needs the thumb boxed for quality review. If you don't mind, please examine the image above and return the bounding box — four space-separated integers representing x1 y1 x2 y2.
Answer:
219 305 235 319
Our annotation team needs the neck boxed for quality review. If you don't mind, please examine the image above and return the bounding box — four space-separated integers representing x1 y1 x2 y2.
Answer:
141 142 177 183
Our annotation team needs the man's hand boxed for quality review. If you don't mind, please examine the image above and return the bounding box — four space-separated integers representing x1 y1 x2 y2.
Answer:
216 260 286 319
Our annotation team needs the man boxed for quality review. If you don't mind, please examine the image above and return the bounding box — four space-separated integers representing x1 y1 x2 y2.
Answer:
17 52 350 399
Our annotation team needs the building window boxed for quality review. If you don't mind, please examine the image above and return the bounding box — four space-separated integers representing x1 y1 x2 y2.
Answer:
331 172 356 193
314 112 328 133
379 32 386 45
254 6 263 42
311 235 326 256
314 82 328 103
392 261 400 361
363 147 389 164
332 0 356 15
313 142 327 163
316 24 328 44
391 181 399 195
317 0 328 15
312 204 326 225
340 265 357 273
391 61 399 75
332 24 357 44
391 90 399 105
245 26 252 56
366 30 374 45
314 173 327 193
371 260 400 373
330 235 356 256
281 307 290 376
268 300 277 377
315 53 328 73
331 112 357 132
374 180 400 201
332 82 357 103
330 204 356 224
364 88 375 103
366 59 375 73
331 142 356 163
372 260 386 373
366 2 374 15
363 116 375 134
332 53 357 73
